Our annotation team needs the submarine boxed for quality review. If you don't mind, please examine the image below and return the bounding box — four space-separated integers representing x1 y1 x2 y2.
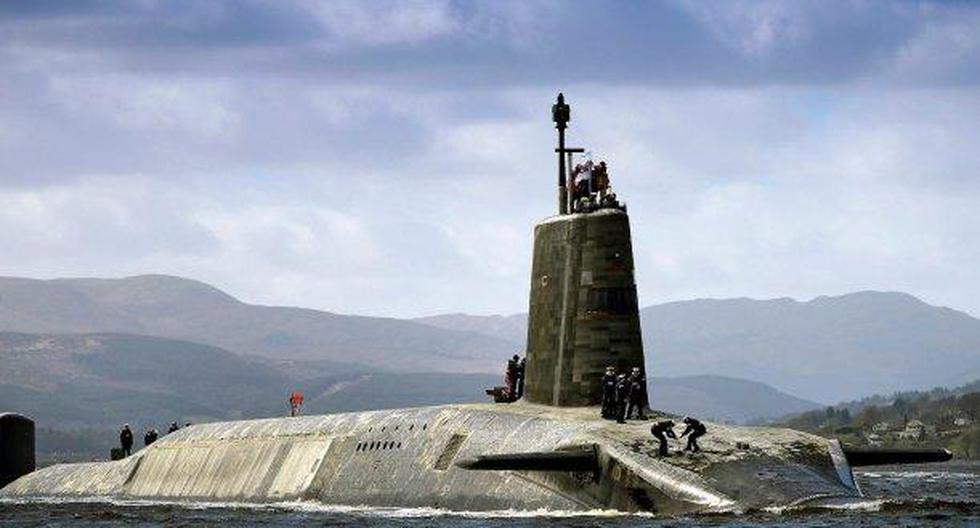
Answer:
0 94 951 514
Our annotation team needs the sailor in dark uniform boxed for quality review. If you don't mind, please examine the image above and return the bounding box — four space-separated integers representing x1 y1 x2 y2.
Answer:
505 355 519 402
600 366 617 419
119 424 134 457
680 417 707 453
516 357 527 399
650 420 677 457
143 428 158 447
626 367 647 420
614 374 630 424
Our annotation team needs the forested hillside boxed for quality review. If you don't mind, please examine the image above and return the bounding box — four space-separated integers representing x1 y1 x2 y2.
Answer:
780 381 980 458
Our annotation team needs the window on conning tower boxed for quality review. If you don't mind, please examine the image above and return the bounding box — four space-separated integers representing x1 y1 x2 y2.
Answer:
585 287 634 316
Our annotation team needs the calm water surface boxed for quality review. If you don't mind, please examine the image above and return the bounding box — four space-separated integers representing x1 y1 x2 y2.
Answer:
1 462 976 527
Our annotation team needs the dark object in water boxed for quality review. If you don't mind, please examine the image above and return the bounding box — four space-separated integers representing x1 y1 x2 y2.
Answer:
841 445 953 466
0 413 34 488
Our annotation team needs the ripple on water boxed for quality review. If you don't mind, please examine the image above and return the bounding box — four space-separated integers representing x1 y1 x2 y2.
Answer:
1 463 977 527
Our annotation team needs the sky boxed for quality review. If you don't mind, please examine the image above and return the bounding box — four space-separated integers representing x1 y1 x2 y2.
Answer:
1 0 978 318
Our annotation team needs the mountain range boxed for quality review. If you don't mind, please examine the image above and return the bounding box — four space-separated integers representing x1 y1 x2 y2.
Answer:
1 274 978 437
0 275 512 373
417 293 980 402
0 329 819 447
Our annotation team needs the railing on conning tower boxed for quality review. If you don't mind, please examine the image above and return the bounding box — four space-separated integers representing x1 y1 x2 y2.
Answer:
551 93 626 216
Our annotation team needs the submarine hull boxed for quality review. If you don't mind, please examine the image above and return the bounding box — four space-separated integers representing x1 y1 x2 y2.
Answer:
0 402 860 514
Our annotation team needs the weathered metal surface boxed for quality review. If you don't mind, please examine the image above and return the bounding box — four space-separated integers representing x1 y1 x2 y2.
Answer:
0 403 860 513
1 459 132 497
525 210 645 406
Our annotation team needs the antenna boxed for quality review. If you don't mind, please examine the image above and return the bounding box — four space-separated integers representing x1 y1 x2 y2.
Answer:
552 93 584 215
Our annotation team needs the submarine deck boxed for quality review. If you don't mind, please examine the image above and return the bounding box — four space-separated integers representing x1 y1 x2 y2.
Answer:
0 401 858 512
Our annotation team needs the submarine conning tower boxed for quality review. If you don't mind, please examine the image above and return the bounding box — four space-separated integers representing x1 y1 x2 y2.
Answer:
523 94 645 407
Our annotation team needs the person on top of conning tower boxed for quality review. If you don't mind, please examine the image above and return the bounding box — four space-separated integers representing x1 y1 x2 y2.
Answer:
594 161 609 194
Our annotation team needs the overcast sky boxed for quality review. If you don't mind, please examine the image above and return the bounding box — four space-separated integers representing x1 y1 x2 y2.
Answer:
1 1 978 318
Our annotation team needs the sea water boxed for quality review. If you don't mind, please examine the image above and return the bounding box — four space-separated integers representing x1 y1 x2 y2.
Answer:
1 461 976 527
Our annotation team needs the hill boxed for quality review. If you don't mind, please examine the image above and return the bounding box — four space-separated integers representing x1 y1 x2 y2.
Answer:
643 293 980 402
0 276 513 373
305 372 499 414
648 375 820 424
300 372 820 423
4 275 979 405
0 332 291 428
413 293 980 403
0 329 823 463
0 332 503 462
777 380 980 459
0 330 813 427
414 313 527 345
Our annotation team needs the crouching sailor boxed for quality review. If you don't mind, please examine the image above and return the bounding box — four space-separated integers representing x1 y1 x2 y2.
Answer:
680 417 707 453
650 420 677 457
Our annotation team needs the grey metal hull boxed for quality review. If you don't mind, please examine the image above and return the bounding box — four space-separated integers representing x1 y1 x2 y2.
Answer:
0 402 860 513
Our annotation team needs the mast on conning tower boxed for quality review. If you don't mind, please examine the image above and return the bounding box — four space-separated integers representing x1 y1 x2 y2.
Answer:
552 93 583 215
552 94 569 215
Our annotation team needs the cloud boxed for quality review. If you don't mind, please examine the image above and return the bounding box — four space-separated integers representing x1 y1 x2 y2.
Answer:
302 0 462 47
0 2 978 319
887 4 980 85
49 75 241 142
677 0 811 57
2 1 976 87
0 176 220 268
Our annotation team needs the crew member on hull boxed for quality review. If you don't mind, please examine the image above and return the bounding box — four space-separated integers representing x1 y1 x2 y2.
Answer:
143 428 158 447
680 417 707 453
600 366 617 419
515 356 527 399
289 391 304 417
614 374 630 424
650 420 677 457
626 366 647 420
504 355 519 402
167 422 179 434
119 424 134 457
